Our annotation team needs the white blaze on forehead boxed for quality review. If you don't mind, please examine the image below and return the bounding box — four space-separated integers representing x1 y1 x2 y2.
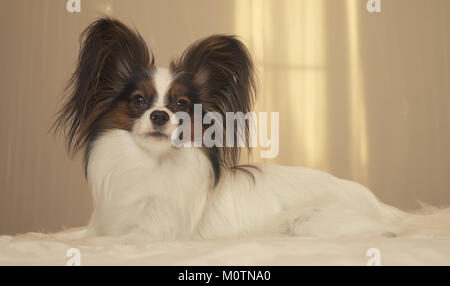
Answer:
153 67 173 107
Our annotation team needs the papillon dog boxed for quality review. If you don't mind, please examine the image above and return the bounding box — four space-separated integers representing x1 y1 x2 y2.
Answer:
54 18 445 240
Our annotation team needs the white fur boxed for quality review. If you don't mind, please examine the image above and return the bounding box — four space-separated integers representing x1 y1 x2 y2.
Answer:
86 127 412 240
153 67 172 107
132 68 178 155
84 68 440 240
87 129 210 239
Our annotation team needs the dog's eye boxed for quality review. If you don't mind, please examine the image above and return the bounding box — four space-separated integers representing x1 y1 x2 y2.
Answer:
176 99 187 107
133 95 145 106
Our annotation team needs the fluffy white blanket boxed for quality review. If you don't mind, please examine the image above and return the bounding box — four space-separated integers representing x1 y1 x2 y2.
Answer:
1 228 449 266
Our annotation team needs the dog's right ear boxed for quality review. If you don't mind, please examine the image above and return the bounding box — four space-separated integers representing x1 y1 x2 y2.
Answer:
54 18 153 155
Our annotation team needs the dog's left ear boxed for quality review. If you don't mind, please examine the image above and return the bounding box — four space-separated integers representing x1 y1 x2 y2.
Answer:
171 35 255 115
170 35 256 171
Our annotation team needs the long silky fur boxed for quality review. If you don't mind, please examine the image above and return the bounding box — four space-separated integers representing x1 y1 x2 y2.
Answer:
53 18 153 162
170 35 257 182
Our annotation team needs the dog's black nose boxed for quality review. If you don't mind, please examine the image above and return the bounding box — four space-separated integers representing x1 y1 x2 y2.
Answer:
150 110 169 126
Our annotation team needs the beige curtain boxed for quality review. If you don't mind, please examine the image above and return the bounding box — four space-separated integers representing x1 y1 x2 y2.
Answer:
236 0 371 183
235 0 450 210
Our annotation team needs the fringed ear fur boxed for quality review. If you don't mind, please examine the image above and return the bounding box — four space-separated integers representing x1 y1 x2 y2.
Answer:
53 17 153 155
170 35 256 182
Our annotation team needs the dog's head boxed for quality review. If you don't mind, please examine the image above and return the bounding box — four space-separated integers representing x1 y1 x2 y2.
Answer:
54 18 256 184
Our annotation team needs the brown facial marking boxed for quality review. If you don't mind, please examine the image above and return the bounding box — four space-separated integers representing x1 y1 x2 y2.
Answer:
134 80 157 107
102 101 134 130
165 81 198 142
166 83 192 113
98 79 158 132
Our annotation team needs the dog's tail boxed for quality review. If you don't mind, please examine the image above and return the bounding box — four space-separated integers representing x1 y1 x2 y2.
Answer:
392 204 450 236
